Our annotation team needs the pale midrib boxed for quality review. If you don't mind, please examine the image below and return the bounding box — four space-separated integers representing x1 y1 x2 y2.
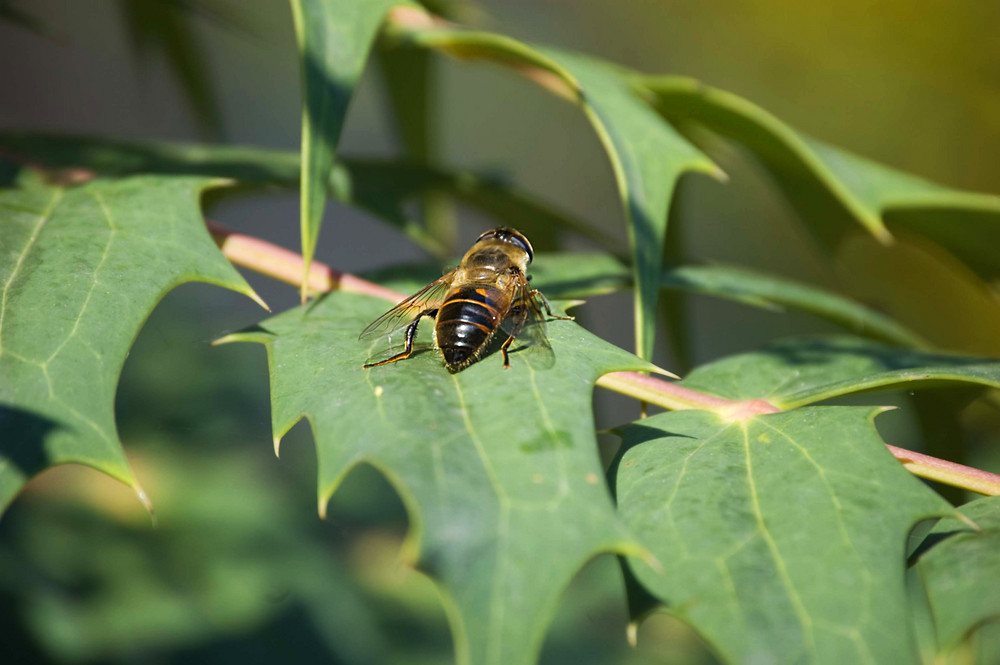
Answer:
451 376 510 665
741 423 816 658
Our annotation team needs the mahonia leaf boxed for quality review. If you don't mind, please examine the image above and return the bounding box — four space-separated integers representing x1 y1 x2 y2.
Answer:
916 495 1000 650
0 177 262 513
224 290 655 665
389 21 721 360
680 336 1000 408
289 0 416 296
637 76 1000 280
615 407 952 664
0 132 610 254
659 265 928 348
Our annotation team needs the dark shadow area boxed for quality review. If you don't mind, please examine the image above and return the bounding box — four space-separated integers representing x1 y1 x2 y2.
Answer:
0 405 60 482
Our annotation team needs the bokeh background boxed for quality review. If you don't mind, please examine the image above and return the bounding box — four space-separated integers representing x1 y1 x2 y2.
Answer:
1 1 998 663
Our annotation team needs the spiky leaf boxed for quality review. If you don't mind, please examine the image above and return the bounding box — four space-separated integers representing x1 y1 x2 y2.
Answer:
615 407 952 664
289 0 414 294
0 177 260 512
390 22 720 360
225 289 655 665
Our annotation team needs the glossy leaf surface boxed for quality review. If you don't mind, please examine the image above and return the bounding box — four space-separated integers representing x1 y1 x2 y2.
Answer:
0 177 259 512
639 76 1000 278
226 289 655 665
616 407 951 664
289 0 413 292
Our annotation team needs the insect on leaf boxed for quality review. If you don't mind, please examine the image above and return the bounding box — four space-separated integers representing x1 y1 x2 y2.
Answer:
223 288 657 665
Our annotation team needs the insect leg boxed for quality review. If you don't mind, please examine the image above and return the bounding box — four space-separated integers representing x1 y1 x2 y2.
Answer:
500 334 514 369
362 309 438 369
497 299 531 370
531 289 574 321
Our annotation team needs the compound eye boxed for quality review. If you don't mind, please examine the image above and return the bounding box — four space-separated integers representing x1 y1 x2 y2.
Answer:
475 230 497 244
507 234 533 263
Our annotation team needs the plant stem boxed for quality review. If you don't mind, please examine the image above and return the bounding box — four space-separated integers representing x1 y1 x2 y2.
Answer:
208 222 1000 498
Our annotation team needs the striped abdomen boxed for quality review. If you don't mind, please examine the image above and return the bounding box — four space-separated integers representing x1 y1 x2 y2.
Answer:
435 285 507 370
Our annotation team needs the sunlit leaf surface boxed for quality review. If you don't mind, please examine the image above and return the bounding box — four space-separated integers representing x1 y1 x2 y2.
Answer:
0 177 259 513
226 289 655 665
638 77 1000 279
616 407 951 664
392 23 720 360
289 0 414 288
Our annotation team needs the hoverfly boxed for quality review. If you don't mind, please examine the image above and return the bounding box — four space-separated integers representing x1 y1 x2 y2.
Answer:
360 227 572 372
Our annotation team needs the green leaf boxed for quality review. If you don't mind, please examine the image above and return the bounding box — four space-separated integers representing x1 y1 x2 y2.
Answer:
916 495 1000 650
547 51 720 361
615 407 952 664
371 252 927 347
224 290 655 665
118 0 231 139
680 337 1000 409
0 449 387 663
377 43 462 251
289 0 414 297
661 264 929 349
637 76 1000 278
0 131 615 254
0 177 261 513
390 23 720 360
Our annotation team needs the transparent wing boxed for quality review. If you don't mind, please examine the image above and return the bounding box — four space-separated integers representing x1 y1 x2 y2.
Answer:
358 272 454 340
499 275 553 356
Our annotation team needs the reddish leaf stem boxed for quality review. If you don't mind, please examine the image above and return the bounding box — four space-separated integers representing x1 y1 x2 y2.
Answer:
208 222 1000 497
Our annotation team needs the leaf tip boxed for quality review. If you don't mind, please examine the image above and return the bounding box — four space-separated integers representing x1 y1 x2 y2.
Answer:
707 163 729 183
246 287 270 312
873 224 896 246
626 621 639 647
956 510 981 532
317 494 328 520
870 405 899 419
273 435 282 458
133 481 156 526
211 333 239 347
649 364 681 380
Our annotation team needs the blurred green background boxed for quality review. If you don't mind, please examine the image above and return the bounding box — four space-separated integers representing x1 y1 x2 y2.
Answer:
1 0 997 662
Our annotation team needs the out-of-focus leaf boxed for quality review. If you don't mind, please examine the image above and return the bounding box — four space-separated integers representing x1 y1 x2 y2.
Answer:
377 44 460 250
637 77 1000 280
289 0 415 298
615 407 951 664
0 131 302 182
223 289 656 665
0 0 47 36
661 264 928 349
834 231 1000 357
0 177 261 514
679 337 1000 409
368 251 928 348
532 256 929 351
389 21 720 360
0 450 387 663
118 0 229 139
916 495 1000 650
0 131 616 253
